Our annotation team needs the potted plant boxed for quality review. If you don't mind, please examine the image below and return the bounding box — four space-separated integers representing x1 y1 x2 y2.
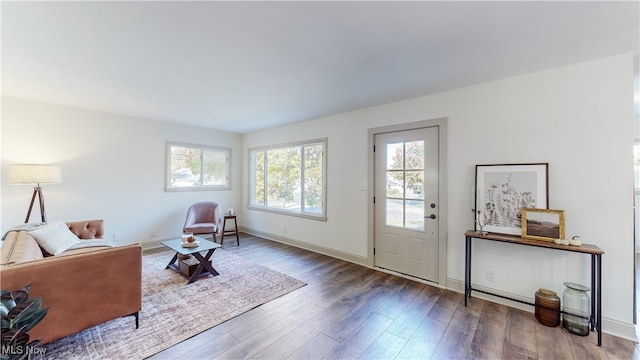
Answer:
0 284 48 360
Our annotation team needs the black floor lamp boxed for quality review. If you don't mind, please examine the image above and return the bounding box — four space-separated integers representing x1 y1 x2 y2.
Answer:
9 164 62 223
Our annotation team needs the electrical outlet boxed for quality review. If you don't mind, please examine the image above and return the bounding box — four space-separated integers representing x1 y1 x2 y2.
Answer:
151 230 157 238
113 233 120 243
282 227 287 234
486 269 496 282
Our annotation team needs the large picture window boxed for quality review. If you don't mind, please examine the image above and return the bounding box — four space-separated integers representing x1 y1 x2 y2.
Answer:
166 142 230 191
249 138 326 220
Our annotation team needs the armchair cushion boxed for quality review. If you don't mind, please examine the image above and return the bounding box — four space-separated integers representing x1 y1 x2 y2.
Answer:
184 223 217 234
183 201 221 235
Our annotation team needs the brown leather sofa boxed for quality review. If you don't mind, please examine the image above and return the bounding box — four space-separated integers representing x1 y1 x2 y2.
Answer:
0 220 142 344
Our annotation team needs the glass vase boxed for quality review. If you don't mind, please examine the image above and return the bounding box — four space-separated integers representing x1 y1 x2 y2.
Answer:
562 282 590 336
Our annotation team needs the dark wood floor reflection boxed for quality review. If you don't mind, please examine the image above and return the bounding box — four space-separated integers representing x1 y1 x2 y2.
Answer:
149 233 638 359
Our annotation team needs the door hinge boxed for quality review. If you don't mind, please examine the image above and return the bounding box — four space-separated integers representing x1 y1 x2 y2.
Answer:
373 145 376 152
373 196 376 204
373 248 376 255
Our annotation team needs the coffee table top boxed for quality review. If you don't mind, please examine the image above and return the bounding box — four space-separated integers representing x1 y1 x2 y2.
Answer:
161 236 222 255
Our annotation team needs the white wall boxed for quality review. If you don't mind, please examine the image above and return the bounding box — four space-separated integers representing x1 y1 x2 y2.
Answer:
1 97 243 246
242 53 637 339
1 53 636 339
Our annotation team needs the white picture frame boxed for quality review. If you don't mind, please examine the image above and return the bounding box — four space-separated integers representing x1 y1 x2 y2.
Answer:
474 163 549 235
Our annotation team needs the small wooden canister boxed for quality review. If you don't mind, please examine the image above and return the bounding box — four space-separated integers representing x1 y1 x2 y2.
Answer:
535 288 561 327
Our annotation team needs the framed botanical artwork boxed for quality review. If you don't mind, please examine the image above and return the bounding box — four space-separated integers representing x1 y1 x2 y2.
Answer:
521 208 565 241
474 163 549 235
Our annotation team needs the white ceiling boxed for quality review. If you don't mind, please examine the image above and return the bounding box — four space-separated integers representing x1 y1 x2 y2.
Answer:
2 1 639 134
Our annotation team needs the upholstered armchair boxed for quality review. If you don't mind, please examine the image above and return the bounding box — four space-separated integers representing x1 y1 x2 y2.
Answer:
183 201 221 241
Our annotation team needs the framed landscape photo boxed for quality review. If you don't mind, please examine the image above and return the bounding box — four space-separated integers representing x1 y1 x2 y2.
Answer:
474 163 549 235
521 208 565 242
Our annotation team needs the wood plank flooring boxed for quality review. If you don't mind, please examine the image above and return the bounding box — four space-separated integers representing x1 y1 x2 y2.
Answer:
148 233 638 359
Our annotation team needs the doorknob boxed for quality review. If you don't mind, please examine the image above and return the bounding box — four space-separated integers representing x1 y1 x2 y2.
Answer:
426 214 436 219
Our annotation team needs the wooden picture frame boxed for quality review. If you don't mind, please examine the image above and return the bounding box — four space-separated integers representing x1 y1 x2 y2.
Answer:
521 208 565 241
474 163 549 235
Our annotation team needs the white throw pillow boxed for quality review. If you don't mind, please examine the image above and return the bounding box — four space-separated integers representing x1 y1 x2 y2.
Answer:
29 221 81 255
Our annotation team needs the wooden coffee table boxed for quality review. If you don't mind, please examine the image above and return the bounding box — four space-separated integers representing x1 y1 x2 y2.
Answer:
162 237 222 284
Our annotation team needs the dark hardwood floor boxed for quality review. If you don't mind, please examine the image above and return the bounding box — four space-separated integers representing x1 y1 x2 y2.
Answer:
148 233 638 359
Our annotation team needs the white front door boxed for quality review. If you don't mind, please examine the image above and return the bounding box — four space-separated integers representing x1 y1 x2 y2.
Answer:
374 126 439 282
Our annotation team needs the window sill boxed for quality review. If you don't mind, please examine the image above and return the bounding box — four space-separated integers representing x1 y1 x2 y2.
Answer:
247 206 327 221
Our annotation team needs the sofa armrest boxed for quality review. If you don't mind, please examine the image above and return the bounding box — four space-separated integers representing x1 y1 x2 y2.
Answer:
0 244 142 344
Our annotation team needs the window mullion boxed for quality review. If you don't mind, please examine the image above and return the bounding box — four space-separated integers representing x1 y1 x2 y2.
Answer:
301 146 306 213
263 150 268 207
199 150 204 186
403 142 407 228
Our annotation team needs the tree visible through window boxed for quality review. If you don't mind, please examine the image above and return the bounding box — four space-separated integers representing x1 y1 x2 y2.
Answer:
250 139 326 219
386 140 425 230
166 142 230 191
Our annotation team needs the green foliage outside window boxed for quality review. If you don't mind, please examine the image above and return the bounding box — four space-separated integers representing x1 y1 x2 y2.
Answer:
250 139 326 219
388 141 425 200
167 142 230 190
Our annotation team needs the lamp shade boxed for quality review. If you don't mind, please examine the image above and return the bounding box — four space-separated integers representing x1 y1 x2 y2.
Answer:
9 164 62 185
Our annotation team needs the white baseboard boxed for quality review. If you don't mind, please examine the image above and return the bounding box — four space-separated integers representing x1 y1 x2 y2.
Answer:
240 226 369 266
140 239 165 250
447 278 638 342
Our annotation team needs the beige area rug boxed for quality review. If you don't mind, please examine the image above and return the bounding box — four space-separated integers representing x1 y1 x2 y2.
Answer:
40 249 306 359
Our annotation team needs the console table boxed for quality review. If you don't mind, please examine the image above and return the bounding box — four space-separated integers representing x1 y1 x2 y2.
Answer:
464 230 604 345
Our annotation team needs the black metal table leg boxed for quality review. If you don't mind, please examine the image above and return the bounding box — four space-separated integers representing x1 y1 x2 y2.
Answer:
188 249 220 284
465 235 471 306
589 253 602 346
596 254 602 346
591 254 596 332
165 252 178 269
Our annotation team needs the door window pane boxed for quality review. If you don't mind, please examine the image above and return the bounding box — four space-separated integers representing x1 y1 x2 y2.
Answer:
386 171 404 198
405 170 424 199
405 141 424 169
386 199 404 227
387 143 404 170
405 200 425 230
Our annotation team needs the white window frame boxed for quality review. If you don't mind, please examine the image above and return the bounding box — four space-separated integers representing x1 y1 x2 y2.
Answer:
165 141 231 191
249 138 327 221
